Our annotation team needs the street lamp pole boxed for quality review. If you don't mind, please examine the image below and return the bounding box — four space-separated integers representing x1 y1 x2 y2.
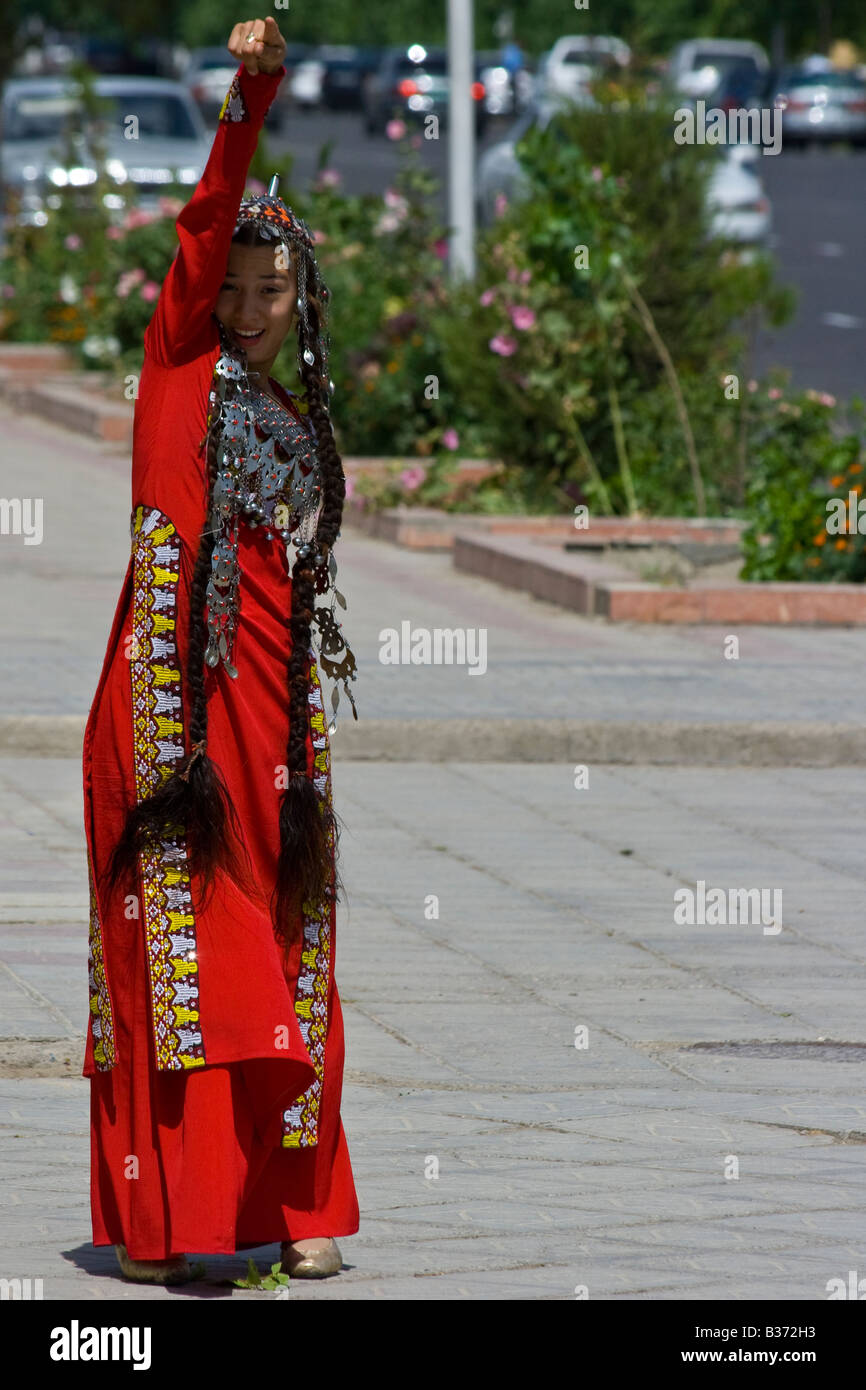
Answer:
447 0 476 283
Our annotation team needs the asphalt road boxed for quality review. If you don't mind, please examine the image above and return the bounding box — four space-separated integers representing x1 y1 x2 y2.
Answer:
269 108 865 404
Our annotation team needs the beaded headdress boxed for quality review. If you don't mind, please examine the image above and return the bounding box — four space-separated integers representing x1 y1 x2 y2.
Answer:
203 176 357 730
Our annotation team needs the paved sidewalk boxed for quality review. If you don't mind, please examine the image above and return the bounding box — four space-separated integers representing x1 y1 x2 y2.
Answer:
0 757 864 1299
1 403 865 1301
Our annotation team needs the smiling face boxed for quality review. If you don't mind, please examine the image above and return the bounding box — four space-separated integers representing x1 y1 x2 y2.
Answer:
214 239 298 380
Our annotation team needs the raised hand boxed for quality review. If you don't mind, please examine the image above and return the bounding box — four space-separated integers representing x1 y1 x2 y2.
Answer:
227 17 287 77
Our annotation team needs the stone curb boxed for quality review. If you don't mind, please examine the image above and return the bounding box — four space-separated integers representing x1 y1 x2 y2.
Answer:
454 531 866 625
2 715 864 765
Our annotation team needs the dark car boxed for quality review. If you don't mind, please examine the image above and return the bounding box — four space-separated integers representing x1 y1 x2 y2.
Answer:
320 46 384 111
703 59 775 113
363 45 488 135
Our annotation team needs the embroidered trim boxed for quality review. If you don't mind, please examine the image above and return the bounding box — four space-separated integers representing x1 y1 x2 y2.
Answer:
87 850 116 1071
219 72 248 123
281 658 334 1148
130 505 205 1072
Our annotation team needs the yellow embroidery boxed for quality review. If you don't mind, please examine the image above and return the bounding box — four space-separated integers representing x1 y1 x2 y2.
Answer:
130 506 205 1071
281 659 334 1148
86 852 116 1070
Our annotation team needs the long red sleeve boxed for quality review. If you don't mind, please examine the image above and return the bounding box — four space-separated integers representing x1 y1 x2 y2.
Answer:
144 61 285 367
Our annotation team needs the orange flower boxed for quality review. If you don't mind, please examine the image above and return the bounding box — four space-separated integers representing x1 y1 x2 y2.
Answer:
830 475 844 487
814 532 827 546
835 538 848 550
850 463 863 473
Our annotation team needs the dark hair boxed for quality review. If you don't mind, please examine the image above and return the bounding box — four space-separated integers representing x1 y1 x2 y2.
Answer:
106 223 347 957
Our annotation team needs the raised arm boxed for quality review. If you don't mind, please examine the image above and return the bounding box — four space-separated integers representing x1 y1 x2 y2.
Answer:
144 17 287 367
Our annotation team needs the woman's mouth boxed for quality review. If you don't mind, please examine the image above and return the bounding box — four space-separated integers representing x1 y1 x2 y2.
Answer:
232 328 266 347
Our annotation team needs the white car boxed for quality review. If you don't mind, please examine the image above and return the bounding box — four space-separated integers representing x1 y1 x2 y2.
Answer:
476 102 771 247
542 35 631 105
1 76 210 228
668 38 769 99
290 59 326 110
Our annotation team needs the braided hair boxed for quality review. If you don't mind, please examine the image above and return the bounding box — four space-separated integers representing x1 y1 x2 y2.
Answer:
107 225 348 956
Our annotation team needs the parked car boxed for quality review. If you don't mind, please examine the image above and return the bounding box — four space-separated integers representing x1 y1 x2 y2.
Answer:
475 50 536 116
476 100 771 247
703 58 775 112
362 45 488 135
184 46 287 129
1 76 210 227
772 65 866 147
542 35 631 105
319 46 383 111
667 39 769 100
290 55 326 110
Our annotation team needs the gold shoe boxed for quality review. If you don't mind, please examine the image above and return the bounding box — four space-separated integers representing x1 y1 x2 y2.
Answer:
115 1244 193 1285
280 1237 343 1279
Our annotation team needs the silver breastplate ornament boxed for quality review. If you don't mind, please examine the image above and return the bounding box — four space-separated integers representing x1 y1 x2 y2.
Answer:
202 321 358 728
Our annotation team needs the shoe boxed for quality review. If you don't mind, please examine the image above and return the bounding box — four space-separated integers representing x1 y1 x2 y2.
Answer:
280 1237 343 1278
115 1244 193 1285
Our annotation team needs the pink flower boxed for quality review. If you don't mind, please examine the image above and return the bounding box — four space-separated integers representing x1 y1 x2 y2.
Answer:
442 428 459 451
106 226 124 241
509 305 535 330
157 196 183 218
139 281 160 303
123 208 155 230
400 465 427 491
519 269 531 283
494 192 508 217
591 166 603 182
767 387 783 400
433 238 448 260
64 234 82 250
385 119 407 140
312 228 328 245
345 474 356 500
819 391 836 407
247 178 267 195
479 288 496 306
489 334 518 356
116 268 146 299
507 267 519 282
315 168 341 189
747 379 758 392
2 285 16 299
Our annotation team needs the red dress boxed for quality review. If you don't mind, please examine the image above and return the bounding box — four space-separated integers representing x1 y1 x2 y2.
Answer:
82 61 359 1258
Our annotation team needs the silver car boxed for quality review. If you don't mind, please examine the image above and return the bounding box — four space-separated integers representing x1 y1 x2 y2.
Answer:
476 100 771 247
773 66 866 147
1 75 211 227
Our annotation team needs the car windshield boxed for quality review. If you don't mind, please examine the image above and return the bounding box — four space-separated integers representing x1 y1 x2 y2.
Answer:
783 68 865 89
562 49 619 71
692 52 761 78
4 92 199 141
396 55 447 76
191 53 235 71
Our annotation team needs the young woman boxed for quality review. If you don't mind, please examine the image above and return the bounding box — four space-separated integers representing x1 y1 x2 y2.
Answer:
82 17 360 1283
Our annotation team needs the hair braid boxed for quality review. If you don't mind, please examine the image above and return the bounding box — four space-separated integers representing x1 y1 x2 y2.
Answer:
270 244 348 952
